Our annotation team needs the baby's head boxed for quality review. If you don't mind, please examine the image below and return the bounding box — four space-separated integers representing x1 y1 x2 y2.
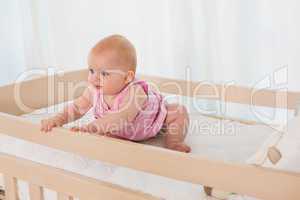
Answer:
87 34 137 95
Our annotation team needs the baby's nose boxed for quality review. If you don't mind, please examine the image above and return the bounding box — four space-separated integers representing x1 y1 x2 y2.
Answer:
93 72 101 80
94 74 104 85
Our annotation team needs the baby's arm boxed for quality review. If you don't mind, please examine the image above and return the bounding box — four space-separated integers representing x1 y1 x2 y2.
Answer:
77 85 147 135
40 87 92 132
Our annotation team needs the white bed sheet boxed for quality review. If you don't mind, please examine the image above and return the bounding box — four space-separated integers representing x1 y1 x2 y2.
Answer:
0 100 275 200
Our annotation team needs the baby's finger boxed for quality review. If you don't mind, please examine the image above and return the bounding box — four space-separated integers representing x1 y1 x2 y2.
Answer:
70 127 79 132
42 124 48 133
80 126 88 132
40 121 46 132
88 124 98 133
49 122 57 132
47 124 52 132
40 123 44 131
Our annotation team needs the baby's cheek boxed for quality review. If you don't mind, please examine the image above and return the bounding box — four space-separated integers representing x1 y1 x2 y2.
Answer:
87 75 94 83
103 80 123 94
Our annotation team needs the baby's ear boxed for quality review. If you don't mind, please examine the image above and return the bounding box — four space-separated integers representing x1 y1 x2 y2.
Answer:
125 70 135 83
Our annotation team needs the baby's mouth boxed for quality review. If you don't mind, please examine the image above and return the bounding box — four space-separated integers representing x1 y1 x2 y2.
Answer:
91 81 102 89
94 85 103 90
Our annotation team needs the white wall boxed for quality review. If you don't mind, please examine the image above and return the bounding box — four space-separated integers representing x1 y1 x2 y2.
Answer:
0 0 26 85
1 0 299 91
43 0 180 77
36 0 299 90
288 0 300 91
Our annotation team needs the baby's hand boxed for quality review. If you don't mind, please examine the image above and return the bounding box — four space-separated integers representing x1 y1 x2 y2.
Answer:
40 118 61 133
70 123 102 135
70 125 88 132
70 124 120 139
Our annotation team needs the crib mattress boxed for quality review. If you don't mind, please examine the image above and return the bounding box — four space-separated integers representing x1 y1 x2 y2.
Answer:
0 101 274 200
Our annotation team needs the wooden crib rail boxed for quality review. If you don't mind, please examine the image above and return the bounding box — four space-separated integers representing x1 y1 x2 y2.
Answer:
1 69 300 116
0 69 88 116
0 153 159 200
138 74 300 110
0 113 300 200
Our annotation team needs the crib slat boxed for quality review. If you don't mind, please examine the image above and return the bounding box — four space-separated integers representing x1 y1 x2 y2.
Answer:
57 193 73 200
29 184 43 200
0 153 159 200
3 175 18 200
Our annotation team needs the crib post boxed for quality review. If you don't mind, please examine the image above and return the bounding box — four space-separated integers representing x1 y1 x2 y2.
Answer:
3 175 18 200
29 184 44 200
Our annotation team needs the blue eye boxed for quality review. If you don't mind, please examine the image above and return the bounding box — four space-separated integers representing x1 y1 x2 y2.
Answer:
89 69 94 74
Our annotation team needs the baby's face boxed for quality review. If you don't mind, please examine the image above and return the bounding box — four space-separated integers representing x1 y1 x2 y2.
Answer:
87 50 131 95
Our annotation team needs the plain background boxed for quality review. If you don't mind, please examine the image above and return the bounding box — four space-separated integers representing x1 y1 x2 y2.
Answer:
0 0 298 93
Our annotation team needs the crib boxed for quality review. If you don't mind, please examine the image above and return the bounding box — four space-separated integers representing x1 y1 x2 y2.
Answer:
0 69 300 200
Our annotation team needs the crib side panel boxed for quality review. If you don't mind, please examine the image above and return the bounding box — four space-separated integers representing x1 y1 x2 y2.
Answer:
0 113 299 200
0 153 159 200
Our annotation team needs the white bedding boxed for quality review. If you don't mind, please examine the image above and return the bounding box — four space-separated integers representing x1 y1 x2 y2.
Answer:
0 99 276 200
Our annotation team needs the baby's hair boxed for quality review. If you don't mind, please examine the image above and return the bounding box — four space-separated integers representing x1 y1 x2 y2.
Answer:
90 34 137 72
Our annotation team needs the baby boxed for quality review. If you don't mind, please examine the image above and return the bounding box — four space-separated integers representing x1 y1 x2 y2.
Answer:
40 35 191 153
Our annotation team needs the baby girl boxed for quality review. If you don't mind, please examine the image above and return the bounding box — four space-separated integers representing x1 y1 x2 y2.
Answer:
40 35 191 153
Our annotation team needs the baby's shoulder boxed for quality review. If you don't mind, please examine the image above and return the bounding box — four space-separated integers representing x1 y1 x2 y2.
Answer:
120 82 147 106
130 82 147 97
